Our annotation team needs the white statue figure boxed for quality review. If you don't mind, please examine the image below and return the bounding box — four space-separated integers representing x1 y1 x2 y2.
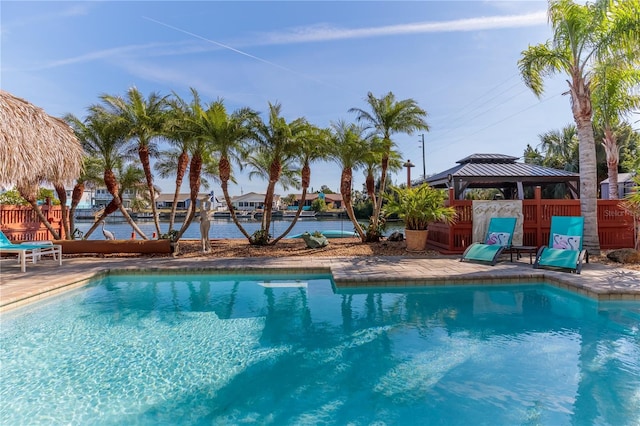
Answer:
199 197 212 252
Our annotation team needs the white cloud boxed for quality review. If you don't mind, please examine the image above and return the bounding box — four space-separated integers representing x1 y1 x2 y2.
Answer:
258 11 548 44
4 3 91 29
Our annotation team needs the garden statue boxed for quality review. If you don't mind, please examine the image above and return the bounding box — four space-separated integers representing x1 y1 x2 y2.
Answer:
199 197 213 252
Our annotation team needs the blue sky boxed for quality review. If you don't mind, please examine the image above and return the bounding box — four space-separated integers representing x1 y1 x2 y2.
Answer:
2 1 575 197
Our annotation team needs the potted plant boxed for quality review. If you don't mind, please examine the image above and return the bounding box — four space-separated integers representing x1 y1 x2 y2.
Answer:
383 184 457 252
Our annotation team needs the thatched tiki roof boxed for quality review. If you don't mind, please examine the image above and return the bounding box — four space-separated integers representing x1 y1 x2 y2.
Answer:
0 90 83 193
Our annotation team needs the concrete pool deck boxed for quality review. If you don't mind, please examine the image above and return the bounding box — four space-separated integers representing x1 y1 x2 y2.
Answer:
2 254 640 312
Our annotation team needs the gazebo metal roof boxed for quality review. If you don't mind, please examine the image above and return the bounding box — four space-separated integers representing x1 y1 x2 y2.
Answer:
423 153 579 199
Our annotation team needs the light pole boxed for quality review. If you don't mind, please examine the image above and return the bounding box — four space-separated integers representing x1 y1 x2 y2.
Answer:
419 133 426 180
403 159 415 188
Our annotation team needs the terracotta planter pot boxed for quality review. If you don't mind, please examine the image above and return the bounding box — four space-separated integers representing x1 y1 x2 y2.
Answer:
404 229 428 252
59 239 174 254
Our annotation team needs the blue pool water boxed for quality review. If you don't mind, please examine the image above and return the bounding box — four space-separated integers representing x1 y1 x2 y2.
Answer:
1 274 639 425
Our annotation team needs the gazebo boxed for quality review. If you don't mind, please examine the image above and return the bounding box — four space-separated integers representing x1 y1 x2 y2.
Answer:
424 154 580 200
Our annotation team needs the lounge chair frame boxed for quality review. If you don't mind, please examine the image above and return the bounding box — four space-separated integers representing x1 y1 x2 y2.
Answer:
0 231 62 272
533 216 588 274
460 217 517 266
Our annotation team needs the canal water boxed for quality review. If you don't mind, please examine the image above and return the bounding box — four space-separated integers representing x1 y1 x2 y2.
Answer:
76 218 403 240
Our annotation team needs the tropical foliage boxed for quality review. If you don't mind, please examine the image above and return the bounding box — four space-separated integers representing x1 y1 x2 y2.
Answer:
65 108 148 240
518 0 640 254
591 60 640 199
99 88 169 236
621 176 640 250
383 184 456 230
0 188 58 206
349 92 429 241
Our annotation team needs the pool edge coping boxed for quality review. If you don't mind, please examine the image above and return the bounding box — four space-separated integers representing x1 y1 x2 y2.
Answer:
2 258 639 312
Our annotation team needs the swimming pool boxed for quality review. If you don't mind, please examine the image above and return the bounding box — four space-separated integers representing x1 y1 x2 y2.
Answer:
1 273 639 425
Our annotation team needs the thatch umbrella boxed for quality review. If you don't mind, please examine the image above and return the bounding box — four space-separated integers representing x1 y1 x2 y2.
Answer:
0 90 84 239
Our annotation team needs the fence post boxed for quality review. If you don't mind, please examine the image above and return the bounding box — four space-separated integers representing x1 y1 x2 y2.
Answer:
535 186 542 247
448 188 455 251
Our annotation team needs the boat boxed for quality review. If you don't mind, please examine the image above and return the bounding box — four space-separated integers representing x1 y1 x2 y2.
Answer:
288 230 358 239
283 210 317 219
213 210 255 220
130 212 157 221
253 210 283 219
235 211 255 219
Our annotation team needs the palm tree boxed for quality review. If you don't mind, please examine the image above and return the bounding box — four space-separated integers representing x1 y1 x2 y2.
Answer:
68 156 103 239
248 102 308 244
99 87 169 236
518 0 640 253
117 162 153 211
622 175 640 249
326 120 371 241
174 93 257 240
349 92 429 238
538 125 580 172
271 124 329 244
173 95 210 240
154 147 189 230
592 61 640 199
362 137 404 205
65 108 148 240
245 150 300 191
619 125 640 172
362 136 385 207
159 91 195 231
204 101 257 240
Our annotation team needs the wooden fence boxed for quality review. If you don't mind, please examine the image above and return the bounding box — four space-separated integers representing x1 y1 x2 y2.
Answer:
0 205 65 241
1 192 636 253
427 188 635 254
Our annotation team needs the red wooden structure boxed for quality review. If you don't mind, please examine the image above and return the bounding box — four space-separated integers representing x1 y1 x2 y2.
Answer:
0 205 65 241
427 188 635 254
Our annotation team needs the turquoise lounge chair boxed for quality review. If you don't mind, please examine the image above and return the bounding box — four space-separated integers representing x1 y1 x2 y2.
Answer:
533 216 588 274
460 217 517 266
0 230 62 272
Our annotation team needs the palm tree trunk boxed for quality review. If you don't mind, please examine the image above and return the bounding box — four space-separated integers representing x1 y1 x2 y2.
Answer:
259 159 282 242
139 144 162 236
219 155 251 240
69 183 84 239
169 150 189 230
570 74 600 254
271 162 312 244
222 180 252 240
371 153 389 231
261 179 277 239
19 190 62 240
271 191 307 244
366 171 377 209
54 184 70 239
119 205 149 239
602 127 619 200
83 201 119 239
176 154 202 240
340 168 366 241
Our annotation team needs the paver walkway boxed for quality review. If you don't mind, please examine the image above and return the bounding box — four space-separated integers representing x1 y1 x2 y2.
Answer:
2 255 640 311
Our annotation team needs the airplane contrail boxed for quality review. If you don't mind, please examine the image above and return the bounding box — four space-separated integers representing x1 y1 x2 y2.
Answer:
143 16 340 89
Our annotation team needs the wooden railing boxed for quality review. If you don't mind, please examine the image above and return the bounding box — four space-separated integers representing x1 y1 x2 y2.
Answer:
428 187 635 254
